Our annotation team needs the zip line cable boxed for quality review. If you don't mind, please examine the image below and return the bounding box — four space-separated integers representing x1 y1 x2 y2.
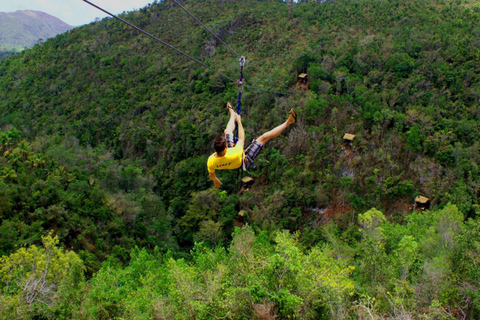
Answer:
170 0 287 90
82 0 287 96
171 0 240 57
82 0 236 83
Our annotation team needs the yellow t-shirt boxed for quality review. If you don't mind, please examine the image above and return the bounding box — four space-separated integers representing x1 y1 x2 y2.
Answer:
207 144 244 173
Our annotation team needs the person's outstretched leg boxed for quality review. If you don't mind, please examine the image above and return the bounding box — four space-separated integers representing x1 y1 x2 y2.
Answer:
224 102 236 135
256 109 296 145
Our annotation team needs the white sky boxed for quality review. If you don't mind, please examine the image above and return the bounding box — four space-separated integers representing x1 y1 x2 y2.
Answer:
0 0 155 26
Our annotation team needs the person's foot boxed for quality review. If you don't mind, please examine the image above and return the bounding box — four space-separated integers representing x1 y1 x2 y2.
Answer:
287 109 297 125
227 102 235 115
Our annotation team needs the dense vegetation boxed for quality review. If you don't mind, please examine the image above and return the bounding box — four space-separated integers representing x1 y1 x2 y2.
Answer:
0 47 21 60
2 208 479 319
1 0 479 318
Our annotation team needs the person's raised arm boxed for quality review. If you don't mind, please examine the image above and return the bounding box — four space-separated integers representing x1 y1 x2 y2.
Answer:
236 114 245 150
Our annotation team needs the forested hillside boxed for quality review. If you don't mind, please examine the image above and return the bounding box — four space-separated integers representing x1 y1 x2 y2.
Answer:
1 0 479 318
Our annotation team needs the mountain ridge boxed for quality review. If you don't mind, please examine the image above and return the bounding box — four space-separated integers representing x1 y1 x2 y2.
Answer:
0 10 73 49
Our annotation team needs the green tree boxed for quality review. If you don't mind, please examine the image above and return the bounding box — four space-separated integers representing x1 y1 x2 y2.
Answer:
406 124 423 152
395 235 419 281
0 233 84 319
452 218 480 318
385 52 415 78
355 208 391 299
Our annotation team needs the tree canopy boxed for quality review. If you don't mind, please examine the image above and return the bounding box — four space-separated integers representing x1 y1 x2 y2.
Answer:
1 0 480 318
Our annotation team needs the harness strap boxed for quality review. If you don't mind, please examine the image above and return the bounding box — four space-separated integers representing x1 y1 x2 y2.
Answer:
241 153 246 171
235 56 245 143
246 153 257 170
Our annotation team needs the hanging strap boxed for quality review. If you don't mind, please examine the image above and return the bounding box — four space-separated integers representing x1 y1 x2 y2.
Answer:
235 56 245 142
237 56 245 178
238 56 245 114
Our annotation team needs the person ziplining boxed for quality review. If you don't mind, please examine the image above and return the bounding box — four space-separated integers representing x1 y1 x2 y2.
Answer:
80 0 297 189
207 103 297 188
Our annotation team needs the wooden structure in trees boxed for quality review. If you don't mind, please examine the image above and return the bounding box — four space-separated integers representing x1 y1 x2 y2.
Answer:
414 195 430 211
343 133 355 142
297 73 309 90
235 210 247 227
298 73 308 84
342 133 356 154
241 176 255 192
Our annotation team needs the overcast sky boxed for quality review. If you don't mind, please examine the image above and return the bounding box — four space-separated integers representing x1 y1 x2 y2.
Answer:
0 0 154 26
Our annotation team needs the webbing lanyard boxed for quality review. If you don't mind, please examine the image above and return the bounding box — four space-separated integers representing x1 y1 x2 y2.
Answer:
235 56 245 141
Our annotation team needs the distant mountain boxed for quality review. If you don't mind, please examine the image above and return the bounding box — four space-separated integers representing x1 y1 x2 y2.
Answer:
0 10 73 49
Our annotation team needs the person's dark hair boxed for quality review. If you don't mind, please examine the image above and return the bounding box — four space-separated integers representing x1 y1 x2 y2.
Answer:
213 135 227 154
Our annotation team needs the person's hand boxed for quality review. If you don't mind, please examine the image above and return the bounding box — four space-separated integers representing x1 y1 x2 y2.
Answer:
214 178 222 188
235 113 242 123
